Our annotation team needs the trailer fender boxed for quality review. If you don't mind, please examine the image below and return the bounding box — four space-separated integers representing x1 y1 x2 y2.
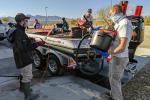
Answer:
46 49 66 66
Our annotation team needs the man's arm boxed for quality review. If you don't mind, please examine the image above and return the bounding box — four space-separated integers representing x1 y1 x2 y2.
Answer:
113 37 128 54
113 20 128 54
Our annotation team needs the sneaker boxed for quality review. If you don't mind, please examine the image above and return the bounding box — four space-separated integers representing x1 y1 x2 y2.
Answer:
125 63 137 75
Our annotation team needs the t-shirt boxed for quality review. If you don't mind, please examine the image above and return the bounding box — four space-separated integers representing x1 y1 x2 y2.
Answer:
81 15 93 28
81 15 93 22
111 18 132 58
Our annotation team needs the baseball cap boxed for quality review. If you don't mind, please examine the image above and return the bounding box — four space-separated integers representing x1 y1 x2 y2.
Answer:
87 9 92 13
15 13 30 22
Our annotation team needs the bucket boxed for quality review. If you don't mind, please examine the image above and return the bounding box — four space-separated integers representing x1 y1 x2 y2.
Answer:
90 31 113 51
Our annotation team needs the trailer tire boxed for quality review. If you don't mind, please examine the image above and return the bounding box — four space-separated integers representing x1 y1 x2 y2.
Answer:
76 58 104 77
47 54 64 76
32 50 45 70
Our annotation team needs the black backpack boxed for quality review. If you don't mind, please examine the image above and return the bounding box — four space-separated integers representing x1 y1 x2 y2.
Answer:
7 27 16 43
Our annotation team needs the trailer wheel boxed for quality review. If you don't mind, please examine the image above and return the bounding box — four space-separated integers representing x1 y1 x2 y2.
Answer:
77 58 104 76
32 50 45 70
47 54 64 76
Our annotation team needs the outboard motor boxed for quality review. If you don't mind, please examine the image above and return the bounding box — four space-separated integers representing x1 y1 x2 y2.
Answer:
120 1 144 63
119 1 144 75
127 6 144 63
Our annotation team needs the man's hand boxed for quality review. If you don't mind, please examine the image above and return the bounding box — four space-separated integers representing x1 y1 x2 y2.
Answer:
113 37 128 54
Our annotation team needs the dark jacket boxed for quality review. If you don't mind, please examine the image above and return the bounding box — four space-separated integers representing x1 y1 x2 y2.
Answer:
62 20 69 31
12 24 38 69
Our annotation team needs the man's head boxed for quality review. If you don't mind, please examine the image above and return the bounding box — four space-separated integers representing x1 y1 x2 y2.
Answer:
35 19 39 23
85 8 92 16
15 13 30 28
62 17 65 21
109 4 123 17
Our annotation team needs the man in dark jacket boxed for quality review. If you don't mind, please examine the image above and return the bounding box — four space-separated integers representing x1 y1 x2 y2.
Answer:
12 13 39 100
61 17 69 32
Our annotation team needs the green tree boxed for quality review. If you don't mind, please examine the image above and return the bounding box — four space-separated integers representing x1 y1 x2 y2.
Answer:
144 16 150 26
2 17 10 23
69 19 78 27
97 7 110 21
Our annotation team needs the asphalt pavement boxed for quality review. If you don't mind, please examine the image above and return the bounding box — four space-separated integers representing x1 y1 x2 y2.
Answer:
0 26 150 100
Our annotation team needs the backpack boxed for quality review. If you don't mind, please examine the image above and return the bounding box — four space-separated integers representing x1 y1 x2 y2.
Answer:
7 27 16 43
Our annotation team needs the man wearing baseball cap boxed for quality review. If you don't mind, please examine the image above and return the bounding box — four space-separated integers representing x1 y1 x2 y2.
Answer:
12 13 39 100
81 8 94 28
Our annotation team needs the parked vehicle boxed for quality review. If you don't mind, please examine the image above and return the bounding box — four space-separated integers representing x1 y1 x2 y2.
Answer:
0 24 9 41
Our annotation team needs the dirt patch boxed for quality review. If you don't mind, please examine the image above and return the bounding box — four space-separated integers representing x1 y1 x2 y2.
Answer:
123 61 150 100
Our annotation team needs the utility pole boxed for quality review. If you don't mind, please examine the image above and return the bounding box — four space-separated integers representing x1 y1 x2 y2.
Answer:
45 7 48 25
111 0 112 7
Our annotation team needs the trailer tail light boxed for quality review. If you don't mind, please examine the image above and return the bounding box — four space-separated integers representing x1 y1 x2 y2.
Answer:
68 58 77 69
120 1 128 15
134 6 143 16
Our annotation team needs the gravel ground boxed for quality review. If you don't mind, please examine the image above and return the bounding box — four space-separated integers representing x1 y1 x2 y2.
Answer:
123 61 150 100
139 26 150 48
122 26 150 100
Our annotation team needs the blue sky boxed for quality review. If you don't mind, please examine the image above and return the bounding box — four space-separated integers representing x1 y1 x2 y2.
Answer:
0 0 149 18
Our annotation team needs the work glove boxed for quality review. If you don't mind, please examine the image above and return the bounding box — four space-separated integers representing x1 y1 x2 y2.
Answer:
95 49 109 58
95 49 111 63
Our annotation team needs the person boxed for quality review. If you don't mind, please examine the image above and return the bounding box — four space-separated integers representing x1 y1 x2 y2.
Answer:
11 13 39 100
81 8 94 28
106 4 132 100
33 19 42 29
61 17 69 32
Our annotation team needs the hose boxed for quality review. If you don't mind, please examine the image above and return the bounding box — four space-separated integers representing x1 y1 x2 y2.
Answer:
75 34 104 76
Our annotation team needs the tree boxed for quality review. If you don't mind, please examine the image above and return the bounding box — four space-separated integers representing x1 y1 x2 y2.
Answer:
69 19 78 27
97 7 114 27
97 7 110 21
144 16 150 26
2 17 10 23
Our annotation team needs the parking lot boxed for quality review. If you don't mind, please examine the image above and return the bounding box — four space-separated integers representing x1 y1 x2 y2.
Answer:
0 27 150 100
